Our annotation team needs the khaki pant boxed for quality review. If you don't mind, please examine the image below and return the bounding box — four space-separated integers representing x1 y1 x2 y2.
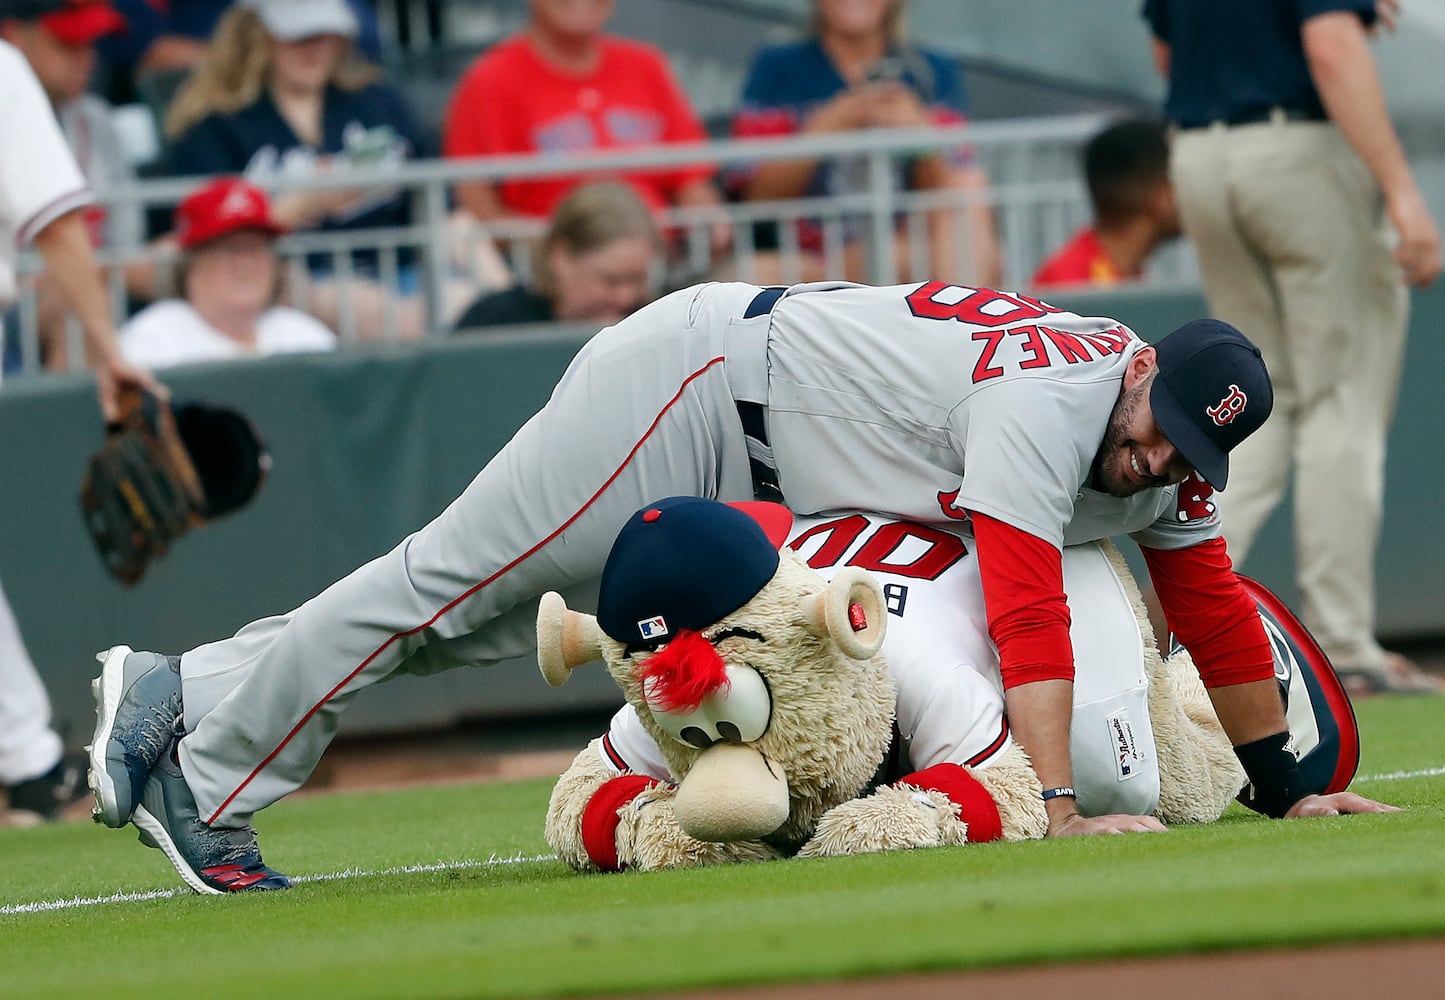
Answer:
1170 120 1408 670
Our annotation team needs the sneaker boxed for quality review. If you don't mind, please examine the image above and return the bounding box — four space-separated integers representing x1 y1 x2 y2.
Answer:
87 645 183 829
1336 653 1445 698
132 738 292 895
7 754 90 821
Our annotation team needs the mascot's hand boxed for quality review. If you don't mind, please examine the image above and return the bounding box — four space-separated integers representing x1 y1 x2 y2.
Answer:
798 784 969 857
544 739 780 873
798 763 1004 858
618 783 781 871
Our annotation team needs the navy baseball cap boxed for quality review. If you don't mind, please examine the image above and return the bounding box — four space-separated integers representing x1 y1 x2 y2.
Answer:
1149 318 1273 489
596 497 781 646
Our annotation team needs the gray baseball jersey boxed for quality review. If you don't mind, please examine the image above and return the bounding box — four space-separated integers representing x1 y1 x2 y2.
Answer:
170 281 1208 827
762 281 1218 549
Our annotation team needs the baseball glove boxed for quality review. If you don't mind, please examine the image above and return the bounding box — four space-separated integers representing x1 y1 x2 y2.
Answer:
80 389 269 586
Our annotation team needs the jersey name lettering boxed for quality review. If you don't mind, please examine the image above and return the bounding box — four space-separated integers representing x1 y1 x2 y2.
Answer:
968 324 1133 384
903 282 1134 384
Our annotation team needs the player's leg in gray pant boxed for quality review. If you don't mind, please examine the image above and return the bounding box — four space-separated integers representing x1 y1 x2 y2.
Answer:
171 283 760 828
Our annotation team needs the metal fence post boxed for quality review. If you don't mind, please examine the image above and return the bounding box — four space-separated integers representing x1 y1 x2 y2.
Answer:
420 176 450 338
867 146 897 286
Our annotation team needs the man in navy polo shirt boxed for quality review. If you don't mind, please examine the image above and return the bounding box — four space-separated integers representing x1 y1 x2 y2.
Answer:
1142 0 1442 695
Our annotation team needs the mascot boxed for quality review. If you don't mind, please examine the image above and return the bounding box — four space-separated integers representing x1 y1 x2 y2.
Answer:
539 498 1357 871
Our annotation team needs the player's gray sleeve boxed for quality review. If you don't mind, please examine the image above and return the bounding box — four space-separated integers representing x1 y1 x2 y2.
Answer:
952 380 1108 547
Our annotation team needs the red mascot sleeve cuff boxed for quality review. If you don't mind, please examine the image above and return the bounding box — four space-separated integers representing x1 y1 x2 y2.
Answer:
580 774 661 872
897 762 1003 843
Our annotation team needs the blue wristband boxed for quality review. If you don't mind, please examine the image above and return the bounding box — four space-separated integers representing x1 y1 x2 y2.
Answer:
1041 786 1077 802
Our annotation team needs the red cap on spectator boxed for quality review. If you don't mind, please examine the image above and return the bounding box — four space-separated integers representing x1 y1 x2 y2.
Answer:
175 178 287 250
3 1 129 45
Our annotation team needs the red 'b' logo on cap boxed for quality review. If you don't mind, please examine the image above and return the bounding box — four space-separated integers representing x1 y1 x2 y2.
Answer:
1206 384 1248 426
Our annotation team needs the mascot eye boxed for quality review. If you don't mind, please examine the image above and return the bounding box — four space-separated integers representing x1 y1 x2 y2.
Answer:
649 664 772 750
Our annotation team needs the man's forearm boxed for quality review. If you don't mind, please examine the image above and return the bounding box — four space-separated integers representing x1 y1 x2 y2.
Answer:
30 210 122 368
1204 677 1290 746
1002 677 1078 829
1304 13 1417 199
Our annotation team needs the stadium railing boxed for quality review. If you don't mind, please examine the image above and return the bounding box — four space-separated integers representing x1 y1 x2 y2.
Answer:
8 112 1203 373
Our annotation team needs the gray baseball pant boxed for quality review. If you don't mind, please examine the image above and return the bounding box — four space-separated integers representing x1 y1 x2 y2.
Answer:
178 282 770 825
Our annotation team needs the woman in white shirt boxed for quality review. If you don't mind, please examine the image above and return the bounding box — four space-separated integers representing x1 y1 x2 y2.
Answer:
121 177 336 368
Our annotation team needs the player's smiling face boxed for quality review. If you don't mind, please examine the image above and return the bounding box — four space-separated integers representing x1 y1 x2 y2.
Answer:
1092 353 1195 498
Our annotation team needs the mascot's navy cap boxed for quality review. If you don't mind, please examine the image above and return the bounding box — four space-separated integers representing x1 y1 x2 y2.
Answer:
1149 318 1273 489
596 497 781 646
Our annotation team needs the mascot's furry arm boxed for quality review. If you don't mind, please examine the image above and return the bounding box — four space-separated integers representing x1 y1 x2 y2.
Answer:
799 744 1048 857
546 738 782 872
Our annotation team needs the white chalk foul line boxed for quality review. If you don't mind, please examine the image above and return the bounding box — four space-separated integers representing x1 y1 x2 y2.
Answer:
0 851 556 916
1354 764 1445 783
7 764 1444 916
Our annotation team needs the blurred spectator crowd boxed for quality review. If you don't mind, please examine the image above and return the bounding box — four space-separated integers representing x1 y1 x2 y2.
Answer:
0 0 1179 376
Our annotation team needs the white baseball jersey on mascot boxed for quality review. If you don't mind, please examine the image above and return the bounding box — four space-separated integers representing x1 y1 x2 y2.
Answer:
602 514 1160 818
104 277 1254 895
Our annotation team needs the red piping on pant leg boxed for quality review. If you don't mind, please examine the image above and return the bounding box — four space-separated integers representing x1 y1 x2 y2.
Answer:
206 357 730 824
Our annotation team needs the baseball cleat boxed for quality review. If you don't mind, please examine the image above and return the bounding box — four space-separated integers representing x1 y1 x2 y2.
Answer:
132 738 292 895
7 754 91 822
87 645 184 829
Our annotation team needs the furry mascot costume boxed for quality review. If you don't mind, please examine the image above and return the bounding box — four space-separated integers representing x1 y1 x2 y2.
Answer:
539 498 1358 872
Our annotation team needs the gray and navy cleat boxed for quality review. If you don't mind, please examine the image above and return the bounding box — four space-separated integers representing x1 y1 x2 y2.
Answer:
87 645 183 828
132 738 292 894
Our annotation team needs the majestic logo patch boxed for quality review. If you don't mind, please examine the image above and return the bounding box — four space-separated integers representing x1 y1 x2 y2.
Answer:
1206 384 1248 426
637 616 669 641
1107 709 1145 781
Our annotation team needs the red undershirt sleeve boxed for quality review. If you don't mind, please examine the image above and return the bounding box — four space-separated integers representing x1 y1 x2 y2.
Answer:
1140 537 1273 688
971 512 1074 689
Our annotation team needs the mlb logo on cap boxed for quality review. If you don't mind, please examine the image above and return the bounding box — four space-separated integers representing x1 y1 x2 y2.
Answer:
596 497 780 646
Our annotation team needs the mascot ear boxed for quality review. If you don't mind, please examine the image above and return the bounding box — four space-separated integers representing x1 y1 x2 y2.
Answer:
801 567 886 661
537 591 605 686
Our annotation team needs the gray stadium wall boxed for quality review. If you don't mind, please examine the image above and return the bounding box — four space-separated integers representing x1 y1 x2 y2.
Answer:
5 284 1443 746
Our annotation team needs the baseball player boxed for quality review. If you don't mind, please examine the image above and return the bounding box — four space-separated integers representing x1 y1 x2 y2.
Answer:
89 279 1392 894
0 30 156 819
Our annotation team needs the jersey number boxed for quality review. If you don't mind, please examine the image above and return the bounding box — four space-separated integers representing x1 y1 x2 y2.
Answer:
904 280 1055 327
788 515 968 582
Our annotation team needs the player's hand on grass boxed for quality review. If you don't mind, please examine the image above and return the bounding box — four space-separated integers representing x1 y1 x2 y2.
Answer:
1047 812 1168 837
1284 791 1401 818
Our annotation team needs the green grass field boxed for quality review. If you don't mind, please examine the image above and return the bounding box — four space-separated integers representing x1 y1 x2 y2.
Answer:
3 696 1443 1000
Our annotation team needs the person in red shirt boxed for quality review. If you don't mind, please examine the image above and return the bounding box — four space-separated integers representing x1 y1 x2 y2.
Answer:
1033 118 1181 290
443 0 728 252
